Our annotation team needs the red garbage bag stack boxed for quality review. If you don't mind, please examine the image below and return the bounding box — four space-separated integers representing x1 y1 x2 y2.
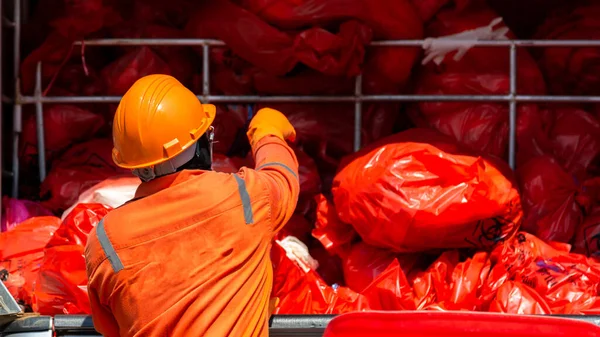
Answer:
271 238 369 314
411 2 546 158
517 156 599 243
0 216 61 308
34 203 111 315
485 232 600 314
574 206 600 257
517 107 600 180
41 138 129 213
20 105 105 168
332 129 522 252
535 2 600 98
100 47 172 96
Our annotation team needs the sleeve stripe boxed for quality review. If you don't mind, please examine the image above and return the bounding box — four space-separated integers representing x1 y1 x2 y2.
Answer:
256 162 298 179
96 219 125 273
234 175 255 225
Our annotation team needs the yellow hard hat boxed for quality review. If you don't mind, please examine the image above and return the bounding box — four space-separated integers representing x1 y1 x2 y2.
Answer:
112 74 216 169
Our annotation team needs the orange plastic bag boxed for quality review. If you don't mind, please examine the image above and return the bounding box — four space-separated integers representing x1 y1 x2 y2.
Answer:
360 259 416 311
410 250 460 310
312 194 357 259
343 242 425 293
34 245 91 314
489 281 552 314
35 203 111 315
485 232 600 314
0 216 61 308
48 203 111 247
332 129 522 252
271 240 369 314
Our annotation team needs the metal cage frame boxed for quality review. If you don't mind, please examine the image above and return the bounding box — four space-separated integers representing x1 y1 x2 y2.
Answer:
4 0 600 202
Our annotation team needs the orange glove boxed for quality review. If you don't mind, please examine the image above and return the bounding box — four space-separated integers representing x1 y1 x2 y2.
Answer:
247 108 296 147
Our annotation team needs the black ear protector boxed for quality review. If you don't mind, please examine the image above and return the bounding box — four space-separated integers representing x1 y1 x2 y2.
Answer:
177 126 215 172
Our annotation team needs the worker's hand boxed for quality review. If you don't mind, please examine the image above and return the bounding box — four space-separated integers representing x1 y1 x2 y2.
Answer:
247 108 296 147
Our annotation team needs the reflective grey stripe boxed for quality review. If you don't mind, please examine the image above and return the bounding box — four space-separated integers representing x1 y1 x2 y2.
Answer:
257 162 298 179
234 175 254 224
96 219 124 273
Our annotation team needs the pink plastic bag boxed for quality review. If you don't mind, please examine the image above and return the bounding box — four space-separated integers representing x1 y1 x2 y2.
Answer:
1 197 53 232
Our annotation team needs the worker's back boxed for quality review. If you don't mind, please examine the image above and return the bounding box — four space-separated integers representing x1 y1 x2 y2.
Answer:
85 135 300 337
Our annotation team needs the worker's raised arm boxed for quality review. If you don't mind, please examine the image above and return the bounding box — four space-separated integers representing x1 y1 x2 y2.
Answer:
247 108 300 234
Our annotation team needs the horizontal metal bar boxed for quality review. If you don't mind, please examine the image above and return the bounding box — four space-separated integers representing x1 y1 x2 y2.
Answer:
371 39 600 47
73 39 225 46
74 38 600 48
19 94 600 104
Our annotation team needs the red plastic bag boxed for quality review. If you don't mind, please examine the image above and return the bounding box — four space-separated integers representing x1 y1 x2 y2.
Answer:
489 281 552 314
332 129 522 252
1 197 53 232
271 241 369 314
35 203 110 315
312 194 358 259
41 139 128 213
574 207 600 257
100 47 172 96
109 24 195 85
236 0 423 92
517 156 595 243
20 105 104 168
517 107 600 180
0 216 61 307
186 1 372 77
410 250 460 310
34 245 91 315
360 259 416 311
411 4 546 158
342 242 425 293
535 2 600 97
47 203 111 248
486 232 600 314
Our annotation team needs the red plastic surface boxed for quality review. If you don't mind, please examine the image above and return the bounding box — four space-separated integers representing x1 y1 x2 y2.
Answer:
323 311 600 337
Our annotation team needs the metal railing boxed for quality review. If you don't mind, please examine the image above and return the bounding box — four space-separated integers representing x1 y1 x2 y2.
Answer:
5 0 600 200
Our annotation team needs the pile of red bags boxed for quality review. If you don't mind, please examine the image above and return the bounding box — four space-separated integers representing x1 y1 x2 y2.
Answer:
34 203 111 315
7 0 600 321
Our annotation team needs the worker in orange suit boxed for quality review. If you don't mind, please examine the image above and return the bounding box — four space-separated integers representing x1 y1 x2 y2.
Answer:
84 74 299 337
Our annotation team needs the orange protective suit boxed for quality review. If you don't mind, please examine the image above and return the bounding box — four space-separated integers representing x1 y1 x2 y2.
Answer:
86 74 299 336
85 135 299 336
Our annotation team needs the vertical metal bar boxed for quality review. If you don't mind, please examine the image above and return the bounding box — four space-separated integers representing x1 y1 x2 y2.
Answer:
353 75 363 152
202 44 210 99
508 43 517 170
11 0 21 198
34 62 46 181
0 1 3 204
